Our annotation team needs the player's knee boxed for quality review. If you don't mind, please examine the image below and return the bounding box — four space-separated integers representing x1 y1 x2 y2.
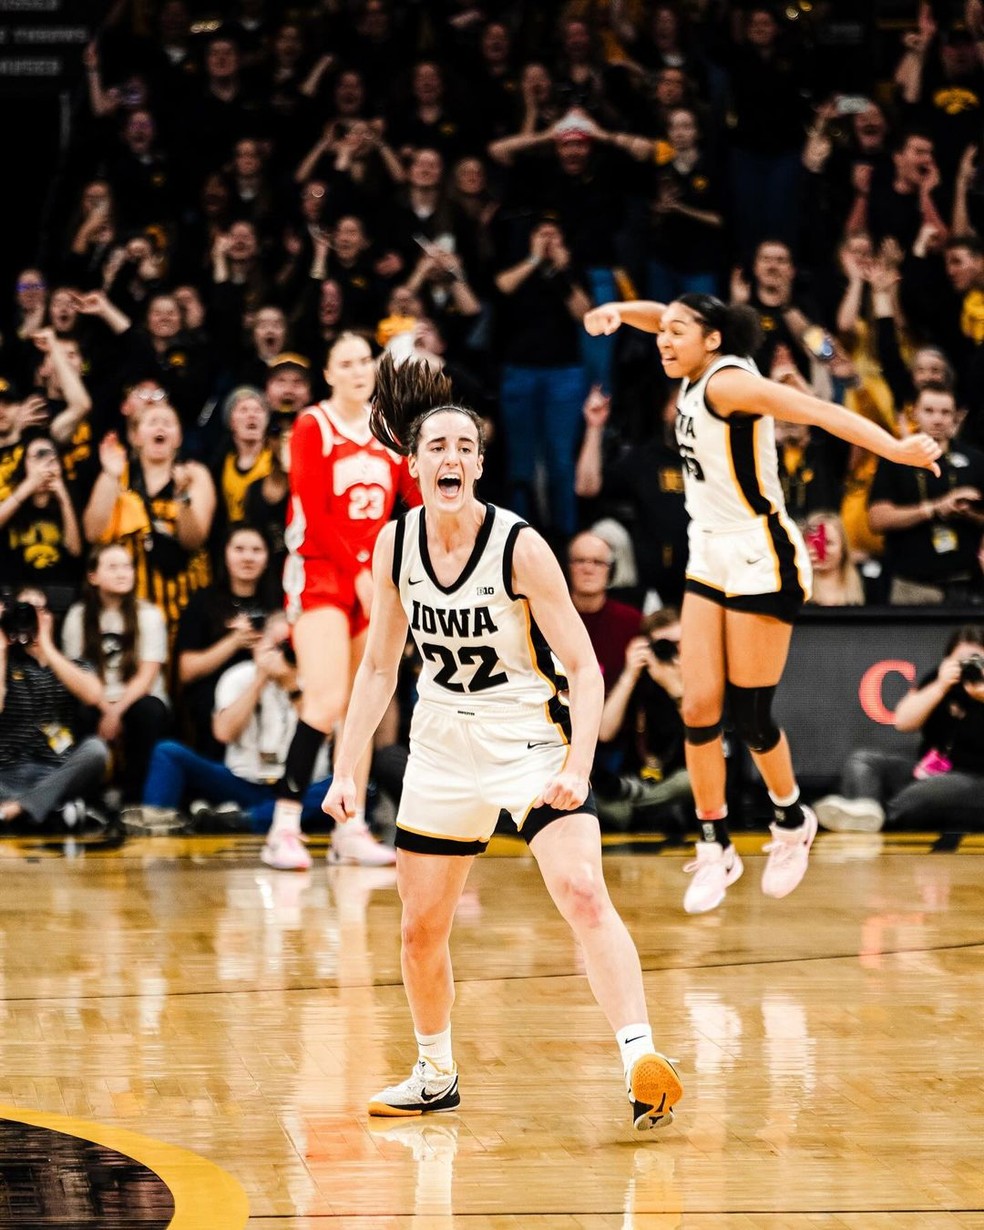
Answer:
680 692 722 735
728 683 781 754
401 905 452 956
557 864 608 930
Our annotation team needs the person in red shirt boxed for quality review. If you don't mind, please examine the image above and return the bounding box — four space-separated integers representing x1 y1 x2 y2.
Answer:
264 332 421 870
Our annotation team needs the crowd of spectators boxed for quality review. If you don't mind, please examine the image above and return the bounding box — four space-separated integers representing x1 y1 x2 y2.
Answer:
3 0 984 830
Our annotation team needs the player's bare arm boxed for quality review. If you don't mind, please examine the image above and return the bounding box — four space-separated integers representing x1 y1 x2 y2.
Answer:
706 366 942 475
584 300 667 335
512 528 603 808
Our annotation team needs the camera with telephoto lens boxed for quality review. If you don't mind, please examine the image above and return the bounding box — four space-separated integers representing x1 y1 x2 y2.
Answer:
959 654 984 686
0 600 39 646
650 637 680 662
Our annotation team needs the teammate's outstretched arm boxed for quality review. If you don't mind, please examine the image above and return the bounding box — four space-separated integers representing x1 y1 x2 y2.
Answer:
322 522 409 821
583 300 667 336
705 365 943 475
511 528 604 812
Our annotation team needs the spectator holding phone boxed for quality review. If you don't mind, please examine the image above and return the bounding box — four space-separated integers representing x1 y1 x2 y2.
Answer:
0 434 83 590
868 383 984 603
802 511 865 606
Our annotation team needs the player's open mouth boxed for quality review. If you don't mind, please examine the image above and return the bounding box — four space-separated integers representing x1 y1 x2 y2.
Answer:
437 475 462 494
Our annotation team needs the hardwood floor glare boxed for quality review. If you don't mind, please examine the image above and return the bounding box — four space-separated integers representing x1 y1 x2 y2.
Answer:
0 833 979 1228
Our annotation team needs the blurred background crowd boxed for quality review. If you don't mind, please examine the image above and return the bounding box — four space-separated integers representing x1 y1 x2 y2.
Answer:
2 0 984 833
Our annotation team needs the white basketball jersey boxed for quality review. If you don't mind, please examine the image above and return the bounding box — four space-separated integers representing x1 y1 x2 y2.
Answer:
676 354 788 531
393 504 566 713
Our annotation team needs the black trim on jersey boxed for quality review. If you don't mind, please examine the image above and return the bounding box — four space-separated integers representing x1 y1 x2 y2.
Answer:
395 827 489 857
694 359 761 425
502 518 530 600
684 577 804 624
727 418 771 514
528 610 567 695
391 513 407 588
418 502 496 594
522 788 599 843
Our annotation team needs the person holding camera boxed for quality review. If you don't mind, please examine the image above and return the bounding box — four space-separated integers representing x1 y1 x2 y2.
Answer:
816 626 984 832
868 383 984 604
595 608 691 830
139 613 332 832
60 543 170 807
0 588 108 826
176 525 277 757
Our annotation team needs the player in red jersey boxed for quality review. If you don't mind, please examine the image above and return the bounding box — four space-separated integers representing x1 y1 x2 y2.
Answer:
263 333 421 870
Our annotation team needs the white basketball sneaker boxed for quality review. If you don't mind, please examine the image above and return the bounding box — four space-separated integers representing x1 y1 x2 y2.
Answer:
260 828 313 872
368 1059 460 1117
329 822 397 866
683 841 744 914
761 806 818 898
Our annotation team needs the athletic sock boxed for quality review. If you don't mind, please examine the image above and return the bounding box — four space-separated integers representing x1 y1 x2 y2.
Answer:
769 787 805 830
415 1026 454 1074
616 1023 655 1081
697 805 730 848
268 798 302 838
280 720 325 802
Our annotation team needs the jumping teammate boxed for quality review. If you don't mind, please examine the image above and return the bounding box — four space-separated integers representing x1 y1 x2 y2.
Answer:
584 295 941 913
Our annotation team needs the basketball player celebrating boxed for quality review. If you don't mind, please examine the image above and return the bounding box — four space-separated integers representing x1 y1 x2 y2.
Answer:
264 333 421 871
322 355 682 1132
584 295 941 913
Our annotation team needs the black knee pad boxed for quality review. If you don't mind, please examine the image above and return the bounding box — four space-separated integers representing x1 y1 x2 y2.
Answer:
685 721 723 746
728 683 781 753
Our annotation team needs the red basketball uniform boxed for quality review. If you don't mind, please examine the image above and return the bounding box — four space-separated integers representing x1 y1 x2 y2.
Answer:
283 401 421 632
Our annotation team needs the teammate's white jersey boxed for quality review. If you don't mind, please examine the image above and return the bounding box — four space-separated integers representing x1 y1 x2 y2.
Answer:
393 504 566 716
676 354 788 530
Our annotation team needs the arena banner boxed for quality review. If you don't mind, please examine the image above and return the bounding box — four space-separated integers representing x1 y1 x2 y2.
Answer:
774 609 973 781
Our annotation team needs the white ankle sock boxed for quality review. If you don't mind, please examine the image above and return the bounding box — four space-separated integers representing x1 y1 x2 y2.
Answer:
269 799 302 837
616 1023 655 1079
415 1026 454 1073
768 786 800 809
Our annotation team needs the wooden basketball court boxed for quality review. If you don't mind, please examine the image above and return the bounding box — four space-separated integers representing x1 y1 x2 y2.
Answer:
0 826 981 1227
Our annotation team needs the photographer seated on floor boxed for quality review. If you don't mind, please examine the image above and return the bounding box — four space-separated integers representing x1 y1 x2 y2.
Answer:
0 587 109 828
815 625 984 832
592 607 692 831
131 612 332 833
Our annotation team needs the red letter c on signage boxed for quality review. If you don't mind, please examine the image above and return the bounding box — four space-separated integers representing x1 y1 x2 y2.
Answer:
859 660 917 724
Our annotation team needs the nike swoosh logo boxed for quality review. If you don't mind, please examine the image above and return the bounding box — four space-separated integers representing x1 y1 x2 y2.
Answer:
420 1082 453 1101
624 1035 647 1045
408 577 424 585
527 741 555 749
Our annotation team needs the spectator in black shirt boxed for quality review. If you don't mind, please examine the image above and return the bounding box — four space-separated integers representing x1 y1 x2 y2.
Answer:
494 215 591 538
725 5 810 259
645 106 723 301
863 130 947 255
176 523 276 756
575 384 689 608
0 435 82 592
868 383 984 603
0 588 107 827
594 607 692 830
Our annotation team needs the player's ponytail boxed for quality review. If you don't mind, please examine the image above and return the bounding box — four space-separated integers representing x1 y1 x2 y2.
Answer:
371 353 485 456
677 293 763 359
